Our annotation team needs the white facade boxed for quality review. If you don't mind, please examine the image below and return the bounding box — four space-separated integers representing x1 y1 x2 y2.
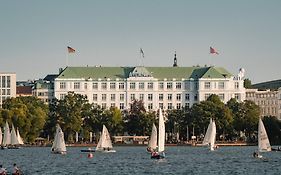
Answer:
0 72 16 107
54 67 245 111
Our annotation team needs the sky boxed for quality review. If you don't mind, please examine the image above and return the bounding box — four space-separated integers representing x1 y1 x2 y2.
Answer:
0 0 281 84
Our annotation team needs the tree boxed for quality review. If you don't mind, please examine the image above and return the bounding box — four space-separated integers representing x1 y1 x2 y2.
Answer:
244 78 252 89
1 96 48 142
124 100 156 135
52 92 87 142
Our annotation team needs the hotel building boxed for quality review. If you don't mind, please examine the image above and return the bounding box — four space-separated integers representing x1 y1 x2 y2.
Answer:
54 66 245 111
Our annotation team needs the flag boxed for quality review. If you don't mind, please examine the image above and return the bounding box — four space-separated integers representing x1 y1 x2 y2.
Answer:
140 48 144 58
67 46 75 53
210 46 219 55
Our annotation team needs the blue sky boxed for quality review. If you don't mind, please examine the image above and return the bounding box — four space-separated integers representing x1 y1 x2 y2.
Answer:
1 0 280 83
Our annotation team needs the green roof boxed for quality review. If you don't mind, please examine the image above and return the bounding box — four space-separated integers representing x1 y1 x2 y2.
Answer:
56 66 233 80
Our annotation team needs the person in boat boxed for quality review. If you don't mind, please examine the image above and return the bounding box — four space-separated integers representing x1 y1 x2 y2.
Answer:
253 151 259 158
0 165 7 175
151 151 159 157
12 163 21 175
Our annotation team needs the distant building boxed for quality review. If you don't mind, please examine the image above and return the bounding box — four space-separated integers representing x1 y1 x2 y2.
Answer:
252 79 281 90
0 72 16 107
16 86 32 97
32 74 58 104
53 66 245 111
246 89 279 119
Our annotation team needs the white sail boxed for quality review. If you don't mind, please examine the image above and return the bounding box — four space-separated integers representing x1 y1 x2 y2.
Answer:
202 118 213 146
17 129 24 145
158 109 165 153
2 121 11 146
258 118 271 152
11 124 20 145
148 123 157 151
209 120 216 151
96 125 114 151
51 124 66 154
0 127 2 145
202 118 216 151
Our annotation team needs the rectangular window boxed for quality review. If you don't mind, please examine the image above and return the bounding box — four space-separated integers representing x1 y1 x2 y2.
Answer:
139 94 144 101
84 83 87 90
147 82 153 89
167 82 173 89
139 82 145 89
148 103 153 110
93 94 98 101
194 94 198 101
159 94 164 101
176 103 181 109
176 94 181 101
111 103 115 108
119 103 124 110
204 82 211 89
92 82 98 90
2 76 6 88
6 89 10 95
159 103 164 109
218 82 225 89
102 94 107 101
185 103 190 109
101 82 107 89
130 94 135 101
59 94 66 100
110 82 116 89
235 82 239 89
119 82 124 90
74 82 80 89
120 94 125 101
219 94 225 101
130 82 136 89
148 94 153 101
176 82 182 89
110 94 116 101
168 103 173 110
185 94 190 101
158 82 164 89
235 93 239 100
60 82 66 89
7 76 10 88
2 89 6 95
168 94 172 101
101 103 106 109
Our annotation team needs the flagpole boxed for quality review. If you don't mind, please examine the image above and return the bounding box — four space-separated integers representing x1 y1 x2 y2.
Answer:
66 50 69 67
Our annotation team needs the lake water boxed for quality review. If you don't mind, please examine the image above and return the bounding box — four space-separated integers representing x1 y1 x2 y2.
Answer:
0 146 280 175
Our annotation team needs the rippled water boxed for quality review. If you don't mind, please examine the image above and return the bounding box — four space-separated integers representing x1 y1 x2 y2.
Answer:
0 146 281 175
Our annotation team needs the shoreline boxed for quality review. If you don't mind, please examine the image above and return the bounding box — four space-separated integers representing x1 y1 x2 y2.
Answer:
23 142 256 147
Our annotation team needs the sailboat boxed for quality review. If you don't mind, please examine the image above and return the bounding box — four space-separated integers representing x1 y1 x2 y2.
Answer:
202 118 217 151
9 124 20 149
254 118 271 158
151 109 165 159
147 123 157 153
2 121 11 149
17 128 24 145
51 124 67 154
95 125 116 152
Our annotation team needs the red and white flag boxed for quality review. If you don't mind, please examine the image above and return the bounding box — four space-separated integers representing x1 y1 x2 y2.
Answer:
67 46 76 53
210 46 219 55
